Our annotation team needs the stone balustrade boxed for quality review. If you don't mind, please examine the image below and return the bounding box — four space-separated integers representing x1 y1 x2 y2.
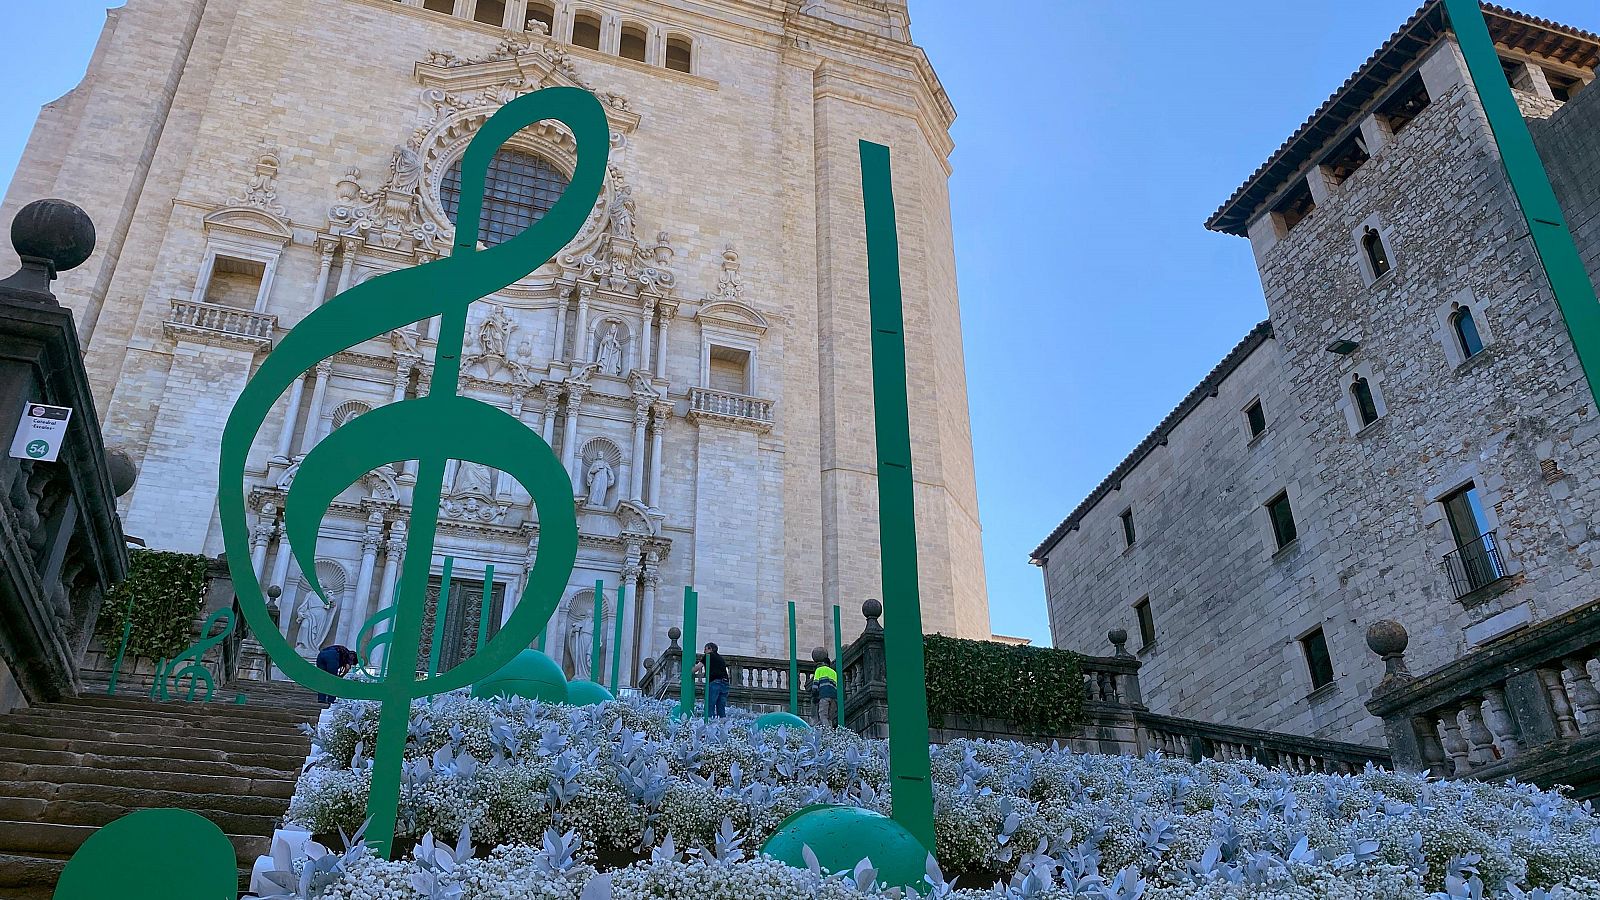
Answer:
1139 712 1392 773
686 386 774 431
163 298 277 350
640 629 820 715
1366 605 1600 798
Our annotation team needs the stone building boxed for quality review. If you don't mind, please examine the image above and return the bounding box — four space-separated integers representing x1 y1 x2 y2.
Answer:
1034 3 1599 745
0 0 991 683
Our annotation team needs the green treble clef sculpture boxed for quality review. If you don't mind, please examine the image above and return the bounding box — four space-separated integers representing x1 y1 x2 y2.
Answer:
218 87 608 855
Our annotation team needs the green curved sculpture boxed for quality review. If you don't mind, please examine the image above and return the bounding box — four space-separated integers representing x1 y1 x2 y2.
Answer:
53 809 238 900
752 711 811 731
760 804 928 892
564 679 615 706
470 649 569 703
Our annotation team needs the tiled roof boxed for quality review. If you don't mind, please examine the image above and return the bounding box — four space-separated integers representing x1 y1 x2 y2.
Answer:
1030 320 1275 562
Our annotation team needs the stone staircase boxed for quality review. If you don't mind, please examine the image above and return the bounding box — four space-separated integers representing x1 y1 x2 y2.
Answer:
0 682 319 899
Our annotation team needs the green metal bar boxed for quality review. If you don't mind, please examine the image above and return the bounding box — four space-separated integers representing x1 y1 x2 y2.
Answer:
477 564 495 649
788 600 798 715
833 603 844 728
611 580 627 690
426 556 454 678
1443 0 1600 406
860 139 936 853
591 579 604 680
107 615 133 696
679 586 698 719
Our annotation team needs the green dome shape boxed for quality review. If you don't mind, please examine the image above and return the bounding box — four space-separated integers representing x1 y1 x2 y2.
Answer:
752 711 811 731
761 804 931 892
565 678 615 706
470 649 568 703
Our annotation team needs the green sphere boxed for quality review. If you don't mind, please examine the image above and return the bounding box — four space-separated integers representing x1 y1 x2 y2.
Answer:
470 649 568 703
753 711 811 731
565 679 615 706
761 804 930 891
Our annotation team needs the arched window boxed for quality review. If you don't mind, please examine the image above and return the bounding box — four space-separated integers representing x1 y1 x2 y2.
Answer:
473 0 506 25
665 35 693 73
1451 305 1484 359
1351 376 1380 428
526 2 555 34
1362 227 1391 280
572 12 602 50
620 24 648 62
422 0 454 13
440 148 569 247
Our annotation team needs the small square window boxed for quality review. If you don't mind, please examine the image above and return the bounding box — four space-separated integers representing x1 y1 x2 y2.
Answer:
1267 491 1298 550
1134 597 1155 648
1301 627 1334 690
1245 399 1266 438
1120 509 1137 547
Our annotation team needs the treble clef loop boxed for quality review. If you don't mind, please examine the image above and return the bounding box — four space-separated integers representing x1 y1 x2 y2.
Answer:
152 607 235 703
218 87 608 854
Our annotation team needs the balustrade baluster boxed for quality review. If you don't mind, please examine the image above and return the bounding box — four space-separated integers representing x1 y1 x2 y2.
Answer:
1562 656 1600 734
1537 667 1582 739
1481 686 1521 758
1412 715 1449 777
1435 706 1471 776
1460 697 1498 767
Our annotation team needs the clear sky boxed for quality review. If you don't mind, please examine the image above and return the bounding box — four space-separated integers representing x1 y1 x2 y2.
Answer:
2 1 1596 648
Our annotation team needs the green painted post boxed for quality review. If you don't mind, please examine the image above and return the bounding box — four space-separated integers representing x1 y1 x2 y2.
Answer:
611 580 627 690
679 586 698 719
788 600 798 715
1443 0 1600 406
427 556 454 678
833 603 845 728
860 139 936 853
591 579 604 680
106 616 133 696
477 564 495 649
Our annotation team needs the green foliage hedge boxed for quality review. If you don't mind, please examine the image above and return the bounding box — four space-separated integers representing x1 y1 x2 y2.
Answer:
95 549 211 661
923 634 1085 734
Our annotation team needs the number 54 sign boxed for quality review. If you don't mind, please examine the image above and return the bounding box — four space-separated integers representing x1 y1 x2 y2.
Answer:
8 402 72 462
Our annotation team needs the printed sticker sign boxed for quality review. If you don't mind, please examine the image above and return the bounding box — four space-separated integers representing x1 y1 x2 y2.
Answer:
8 403 72 462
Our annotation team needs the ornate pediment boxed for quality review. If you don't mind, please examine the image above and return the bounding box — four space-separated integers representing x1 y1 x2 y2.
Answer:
697 300 769 335
203 206 292 245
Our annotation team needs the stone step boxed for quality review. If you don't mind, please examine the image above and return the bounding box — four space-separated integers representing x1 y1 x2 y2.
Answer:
5 705 318 740
0 780 288 817
0 795 279 836
0 732 306 769
0 853 253 899
0 761 295 799
0 719 310 756
43 693 321 725
0 819 267 865
0 745 299 778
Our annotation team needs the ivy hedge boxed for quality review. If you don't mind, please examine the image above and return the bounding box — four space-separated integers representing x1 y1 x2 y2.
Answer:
95 549 212 661
923 634 1085 734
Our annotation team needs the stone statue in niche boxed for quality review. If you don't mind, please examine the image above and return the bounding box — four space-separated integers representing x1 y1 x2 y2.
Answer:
610 185 636 243
293 593 333 654
390 145 423 194
585 454 614 507
567 612 595 679
597 324 623 376
454 461 494 498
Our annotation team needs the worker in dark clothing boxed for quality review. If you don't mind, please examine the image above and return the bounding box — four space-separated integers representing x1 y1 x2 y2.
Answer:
702 642 730 717
315 645 358 705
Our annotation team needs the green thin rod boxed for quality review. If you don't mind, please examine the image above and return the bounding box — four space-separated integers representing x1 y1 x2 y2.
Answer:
591 579 604 679
1443 0 1600 406
611 580 627 690
427 556 455 678
679 586 698 719
106 615 133 696
788 600 798 715
833 603 844 728
860 139 936 853
477 564 495 649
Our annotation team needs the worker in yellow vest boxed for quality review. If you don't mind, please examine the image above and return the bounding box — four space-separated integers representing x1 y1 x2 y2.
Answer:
812 656 838 728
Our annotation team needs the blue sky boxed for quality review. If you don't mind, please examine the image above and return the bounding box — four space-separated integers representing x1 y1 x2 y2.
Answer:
3 1 1596 647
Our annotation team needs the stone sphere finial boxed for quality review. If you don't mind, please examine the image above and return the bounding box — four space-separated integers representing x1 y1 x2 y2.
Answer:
861 598 883 634
106 448 138 498
1366 620 1411 683
1108 628 1130 657
12 199 95 275
811 646 828 663
667 625 682 648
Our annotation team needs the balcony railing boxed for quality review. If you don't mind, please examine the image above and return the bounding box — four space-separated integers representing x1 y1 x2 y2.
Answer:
1443 530 1508 599
164 298 277 351
687 387 774 432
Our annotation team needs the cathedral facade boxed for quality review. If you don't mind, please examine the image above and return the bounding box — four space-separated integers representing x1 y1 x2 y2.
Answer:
0 0 990 681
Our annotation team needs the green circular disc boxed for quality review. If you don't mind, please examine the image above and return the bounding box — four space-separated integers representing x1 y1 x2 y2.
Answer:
753 711 811 731
470 649 568 702
565 679 615 706
761 804 930 892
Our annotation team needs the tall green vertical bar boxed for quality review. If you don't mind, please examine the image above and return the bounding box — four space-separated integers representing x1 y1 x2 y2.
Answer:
426 556 454 678
477 564 495 649
859 139 936 853
833 603 845 728
679 586 697 719
591 579 604 680
788 601 798 715
1443 0 1600 406
611 581 627 690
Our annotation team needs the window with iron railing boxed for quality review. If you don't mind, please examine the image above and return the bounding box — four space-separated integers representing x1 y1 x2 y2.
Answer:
1443 530 1508 599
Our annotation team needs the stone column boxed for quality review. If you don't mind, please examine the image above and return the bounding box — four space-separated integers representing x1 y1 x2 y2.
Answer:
342 512 383 647
311 239 337 306
393 355 418 484
574 285 593 363
561 384 586 493
647 400 670 510
620 553 641 687
250 503 277 578
272 375 306 463
553 290 569 361
654 306 671 378
639 297 655 374
335 237 360 296
638 552 660 678
372 518 406 670
540 383 561 446
268 522 296 643
297 360 333 456
629 398 649 501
